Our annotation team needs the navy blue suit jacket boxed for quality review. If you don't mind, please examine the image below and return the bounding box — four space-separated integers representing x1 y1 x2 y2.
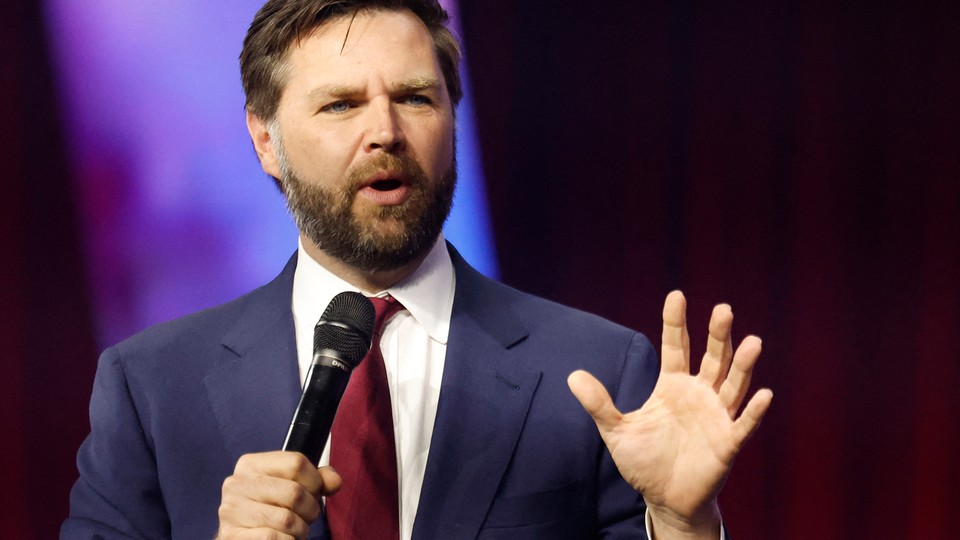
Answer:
63 246 659 539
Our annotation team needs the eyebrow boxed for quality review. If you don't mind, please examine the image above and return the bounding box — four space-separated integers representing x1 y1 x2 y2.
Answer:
393 77 442 93
307 85 361 101
306 78 443 102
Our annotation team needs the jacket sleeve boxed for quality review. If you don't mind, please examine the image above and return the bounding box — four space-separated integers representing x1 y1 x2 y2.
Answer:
61 347 171 540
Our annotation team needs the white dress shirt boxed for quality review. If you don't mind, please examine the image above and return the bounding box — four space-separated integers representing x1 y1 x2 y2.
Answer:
291 235 454 540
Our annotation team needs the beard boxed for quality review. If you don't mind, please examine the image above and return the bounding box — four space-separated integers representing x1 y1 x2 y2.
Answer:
275 143 457 273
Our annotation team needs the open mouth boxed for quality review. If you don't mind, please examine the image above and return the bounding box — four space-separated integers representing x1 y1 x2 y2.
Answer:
358 172 412 206
370 178 403 191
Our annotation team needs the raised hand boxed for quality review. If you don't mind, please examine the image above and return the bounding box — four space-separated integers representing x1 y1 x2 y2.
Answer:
568 291 772 537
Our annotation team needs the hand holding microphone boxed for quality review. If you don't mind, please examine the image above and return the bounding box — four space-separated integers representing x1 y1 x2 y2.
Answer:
217 292 375 539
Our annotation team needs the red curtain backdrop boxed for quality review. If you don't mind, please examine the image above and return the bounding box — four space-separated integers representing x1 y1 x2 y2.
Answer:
1 0 98 537
2 0 958 538
460 1 959 538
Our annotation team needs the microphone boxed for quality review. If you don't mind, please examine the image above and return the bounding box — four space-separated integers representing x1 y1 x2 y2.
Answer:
283 291 376 466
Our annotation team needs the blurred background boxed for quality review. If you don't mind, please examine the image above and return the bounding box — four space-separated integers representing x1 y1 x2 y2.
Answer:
2 0 958 538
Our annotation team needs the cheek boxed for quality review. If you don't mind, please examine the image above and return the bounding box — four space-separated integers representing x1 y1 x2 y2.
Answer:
287 135 352 182
425 126 456 176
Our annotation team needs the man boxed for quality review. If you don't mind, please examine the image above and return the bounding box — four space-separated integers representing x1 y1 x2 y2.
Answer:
63 1 772 539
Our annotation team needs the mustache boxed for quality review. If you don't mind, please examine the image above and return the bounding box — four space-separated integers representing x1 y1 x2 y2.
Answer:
343 154 429 193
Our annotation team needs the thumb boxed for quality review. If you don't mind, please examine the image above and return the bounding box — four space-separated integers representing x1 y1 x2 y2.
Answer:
317 466 342 497
567 370 622 433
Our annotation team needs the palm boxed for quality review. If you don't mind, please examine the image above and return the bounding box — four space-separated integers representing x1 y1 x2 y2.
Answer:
605 370 742 516
569 291 772 524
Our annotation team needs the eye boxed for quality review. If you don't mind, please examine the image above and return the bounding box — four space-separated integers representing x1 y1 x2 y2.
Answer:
403 94 432 106
321 101 353 114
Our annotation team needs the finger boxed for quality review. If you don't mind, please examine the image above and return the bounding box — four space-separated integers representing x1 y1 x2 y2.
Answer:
227 452 324 526
219 528 298 540
732 388 773 449
567 370 623 433
245 530 297 540
242 506 310 538
234 451 311 478
718 336 762 417
221 474 321 525
697 304 733 390
235 452 325 498
661 290 690 374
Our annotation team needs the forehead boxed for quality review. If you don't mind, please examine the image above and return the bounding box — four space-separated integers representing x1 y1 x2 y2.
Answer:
281 9 443 93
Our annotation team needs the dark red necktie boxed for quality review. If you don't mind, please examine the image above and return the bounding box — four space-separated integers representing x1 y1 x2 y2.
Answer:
327 295 404 540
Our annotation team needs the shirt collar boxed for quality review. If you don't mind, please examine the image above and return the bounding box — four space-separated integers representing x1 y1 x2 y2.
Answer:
292 235 455 344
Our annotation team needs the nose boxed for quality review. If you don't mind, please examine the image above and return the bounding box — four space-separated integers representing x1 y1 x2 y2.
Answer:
365 100 405 153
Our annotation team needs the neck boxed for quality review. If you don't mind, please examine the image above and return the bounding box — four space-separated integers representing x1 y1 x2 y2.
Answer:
300 233 431 293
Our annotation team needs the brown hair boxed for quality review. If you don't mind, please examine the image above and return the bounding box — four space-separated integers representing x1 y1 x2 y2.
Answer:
240 0 462 121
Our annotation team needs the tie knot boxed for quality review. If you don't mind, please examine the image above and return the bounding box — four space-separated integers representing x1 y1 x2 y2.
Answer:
369 295 405 335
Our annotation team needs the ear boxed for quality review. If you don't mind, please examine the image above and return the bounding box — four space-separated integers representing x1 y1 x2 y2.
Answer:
246 110 282 179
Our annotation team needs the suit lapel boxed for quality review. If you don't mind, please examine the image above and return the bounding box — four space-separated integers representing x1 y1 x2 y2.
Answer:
412 249 542 540
199 248 543 539
203 255 302 463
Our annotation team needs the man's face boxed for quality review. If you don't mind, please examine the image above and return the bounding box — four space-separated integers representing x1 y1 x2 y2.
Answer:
254 9 457 272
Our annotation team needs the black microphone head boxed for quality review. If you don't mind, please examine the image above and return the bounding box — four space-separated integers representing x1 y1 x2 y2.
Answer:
313 291 376 368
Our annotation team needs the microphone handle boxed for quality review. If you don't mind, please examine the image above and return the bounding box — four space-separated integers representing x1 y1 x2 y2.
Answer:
282 353 353 466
